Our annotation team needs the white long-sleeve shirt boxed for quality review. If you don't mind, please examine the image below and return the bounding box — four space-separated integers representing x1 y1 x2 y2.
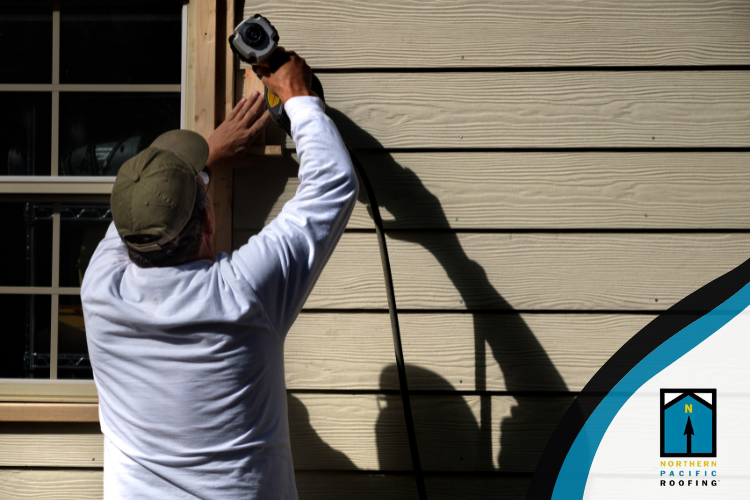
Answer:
82 96 358 500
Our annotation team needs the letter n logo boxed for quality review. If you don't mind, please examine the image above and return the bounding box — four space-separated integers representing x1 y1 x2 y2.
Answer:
660 389 716 457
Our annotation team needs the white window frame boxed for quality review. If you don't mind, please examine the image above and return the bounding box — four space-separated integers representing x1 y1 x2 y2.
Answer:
0 1 188 401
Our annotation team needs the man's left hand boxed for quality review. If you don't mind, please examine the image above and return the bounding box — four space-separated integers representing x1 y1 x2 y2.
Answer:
206 90 271 169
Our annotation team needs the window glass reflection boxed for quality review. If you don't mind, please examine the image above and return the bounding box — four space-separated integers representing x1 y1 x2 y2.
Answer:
59 92 180 176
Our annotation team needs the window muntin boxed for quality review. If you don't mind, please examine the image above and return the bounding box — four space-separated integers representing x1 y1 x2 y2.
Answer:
0 3 184 386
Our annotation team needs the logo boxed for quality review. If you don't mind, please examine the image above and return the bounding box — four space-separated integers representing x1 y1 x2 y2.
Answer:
660 389 716 457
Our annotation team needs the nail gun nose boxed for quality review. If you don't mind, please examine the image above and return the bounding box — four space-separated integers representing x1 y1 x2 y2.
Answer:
242 24 266 48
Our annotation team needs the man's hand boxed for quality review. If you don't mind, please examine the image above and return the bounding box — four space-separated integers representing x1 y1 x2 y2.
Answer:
206 91 271 169
254 48 312 104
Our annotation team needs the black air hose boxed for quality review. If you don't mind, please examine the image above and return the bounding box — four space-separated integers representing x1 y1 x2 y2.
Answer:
345 145 429 500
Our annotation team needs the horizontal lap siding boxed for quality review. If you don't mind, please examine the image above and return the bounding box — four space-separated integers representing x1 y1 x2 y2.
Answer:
286 313 648 391
243 0 750 68
0 469 530 500
230 4 750 492
235 152 750 230
231 232 750 310
0 469 103 500
276 72 750 149
0 395 570 472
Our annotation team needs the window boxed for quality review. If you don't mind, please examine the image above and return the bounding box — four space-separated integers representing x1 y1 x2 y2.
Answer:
0 2 185 390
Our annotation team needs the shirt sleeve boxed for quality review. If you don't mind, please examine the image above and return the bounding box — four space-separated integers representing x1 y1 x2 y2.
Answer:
228 96 359 338
80 222 131 298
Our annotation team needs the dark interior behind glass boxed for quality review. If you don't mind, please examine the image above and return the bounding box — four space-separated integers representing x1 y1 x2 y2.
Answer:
59 92 180 176
1 3 182 380
61 4 181 84
0 7 52 84
57 203 112 379
0 294 51 379
0 93 52 176
0 202 53 287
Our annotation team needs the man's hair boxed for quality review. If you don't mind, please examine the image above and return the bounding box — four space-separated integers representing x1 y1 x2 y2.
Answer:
126 178 210 268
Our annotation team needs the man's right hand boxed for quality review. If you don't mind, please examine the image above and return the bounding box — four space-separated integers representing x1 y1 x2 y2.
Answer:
254 48 312 104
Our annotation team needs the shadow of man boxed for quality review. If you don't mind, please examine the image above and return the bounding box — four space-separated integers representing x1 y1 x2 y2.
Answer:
326 107 578 477
239 105 581 494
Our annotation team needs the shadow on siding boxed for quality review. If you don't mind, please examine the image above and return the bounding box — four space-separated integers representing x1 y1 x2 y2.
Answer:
252 107 581 495
328 106 581 484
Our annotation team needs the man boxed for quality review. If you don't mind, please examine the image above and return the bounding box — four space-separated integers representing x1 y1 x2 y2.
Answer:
81 49 358 499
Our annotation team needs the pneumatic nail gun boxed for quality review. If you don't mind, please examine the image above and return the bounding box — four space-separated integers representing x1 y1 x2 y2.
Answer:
229 14 324 137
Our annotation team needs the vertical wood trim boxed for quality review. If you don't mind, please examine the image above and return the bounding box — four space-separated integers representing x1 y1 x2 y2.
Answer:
180 2 188 129
193 0 216 139
50 204 61 380
185 0 196 131
245 68 265 147
207 0 234 255
224 0 236 118
210 167 233 253
191 0 234 255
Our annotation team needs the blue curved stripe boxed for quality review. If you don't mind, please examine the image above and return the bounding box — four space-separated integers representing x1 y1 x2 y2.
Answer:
551 282 750 499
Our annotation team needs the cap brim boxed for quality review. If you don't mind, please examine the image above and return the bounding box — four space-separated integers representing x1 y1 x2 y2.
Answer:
150 129 209 176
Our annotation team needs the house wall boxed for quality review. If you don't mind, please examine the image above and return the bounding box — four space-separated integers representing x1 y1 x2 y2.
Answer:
230 0 750 497
1 1 748 498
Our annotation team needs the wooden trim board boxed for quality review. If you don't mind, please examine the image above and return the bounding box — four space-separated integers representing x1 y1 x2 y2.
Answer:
0 380 98 404
0 404 98 422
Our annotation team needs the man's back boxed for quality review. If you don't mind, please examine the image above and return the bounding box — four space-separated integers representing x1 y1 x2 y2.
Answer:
82 95 358 499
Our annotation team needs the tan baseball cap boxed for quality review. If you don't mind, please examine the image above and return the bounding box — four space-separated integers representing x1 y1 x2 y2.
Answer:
110 130 209 252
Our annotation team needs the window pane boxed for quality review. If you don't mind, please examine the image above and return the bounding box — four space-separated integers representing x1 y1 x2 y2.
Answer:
58 295 92 379
0 7 52 84
0 202 53 287
60 5 181 84
59 92 180 177
0 93 52 176
59 203 111 288
0 294 51 379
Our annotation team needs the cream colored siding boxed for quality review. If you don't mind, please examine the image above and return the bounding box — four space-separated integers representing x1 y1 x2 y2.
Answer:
231 0 750 496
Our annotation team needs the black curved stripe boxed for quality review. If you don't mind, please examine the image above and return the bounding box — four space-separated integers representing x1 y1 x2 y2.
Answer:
526 257 750 499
